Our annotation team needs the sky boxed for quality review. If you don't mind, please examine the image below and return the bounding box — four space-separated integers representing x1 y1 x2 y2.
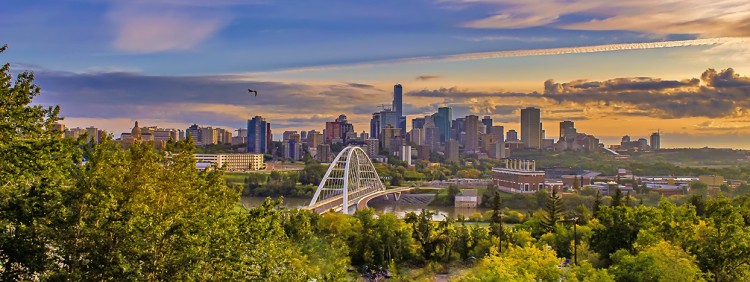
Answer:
2 0 750 148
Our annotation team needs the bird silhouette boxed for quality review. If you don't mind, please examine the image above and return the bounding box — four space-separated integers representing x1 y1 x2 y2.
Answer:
247 89 258 96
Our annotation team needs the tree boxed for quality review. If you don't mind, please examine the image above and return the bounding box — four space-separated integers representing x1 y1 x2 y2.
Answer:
0 44 81 280
689 196 750 281
590 206 659 266
611 188 623 207
542 188 565 233
457 244 565 281
609 241 703 282
573 176 580 190
625 191 632 206
593 190 603 218
405 209 438 261
447 185 461 203
299 162 327 186
488 193 505 251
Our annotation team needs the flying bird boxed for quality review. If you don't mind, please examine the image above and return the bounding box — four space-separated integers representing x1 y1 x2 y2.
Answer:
247 89 258 96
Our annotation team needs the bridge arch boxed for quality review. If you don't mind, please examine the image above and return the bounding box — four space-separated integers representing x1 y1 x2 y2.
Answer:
308 146 386 214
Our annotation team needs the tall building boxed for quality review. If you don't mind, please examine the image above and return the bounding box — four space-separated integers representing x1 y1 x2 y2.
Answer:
412 117 425 130
445 140 460 164
86 126 100 144
464 115 479 152
400 145 412 166
380 124 402 152
283 139 302 161
520 107 542 149
316 143 332 163
336 114 355 142
434 107 452 142
482 116 493 131
560 121 575 139
308 130 324 148
186 124 202 145
490 126 505 142
452 117 465 141
364 139 379 156
379 110 399 132
282 131 298 141
201 127 218 145
325 121 341 144
410 128 424 146
393 84 405 134
651 132 661 150
423 117 440 150
507 129 518 141
370 112 381 139
247 116 269 154
393 84 403 119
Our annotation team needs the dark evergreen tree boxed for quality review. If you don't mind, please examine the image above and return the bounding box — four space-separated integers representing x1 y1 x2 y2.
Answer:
593 190 603 217
611 188 624 207
489 193 504 251
542 188 565 233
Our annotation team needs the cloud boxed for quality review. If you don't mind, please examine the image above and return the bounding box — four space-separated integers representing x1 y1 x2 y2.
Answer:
108 2 228 53
32 71 389 134
416 75 440 81
406 68 750 120
454 35 555 42
541 68 750 118
249 37 746 75
346 82 379 89
695 120 750 131
456 0 750 38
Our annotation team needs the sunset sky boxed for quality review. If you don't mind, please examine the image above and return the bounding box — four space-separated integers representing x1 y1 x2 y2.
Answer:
3 0 750 148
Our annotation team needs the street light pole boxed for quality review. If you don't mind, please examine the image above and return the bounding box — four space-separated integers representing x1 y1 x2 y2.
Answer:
564 217 580 266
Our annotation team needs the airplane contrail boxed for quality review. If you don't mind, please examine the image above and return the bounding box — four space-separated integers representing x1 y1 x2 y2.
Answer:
247 37 749 75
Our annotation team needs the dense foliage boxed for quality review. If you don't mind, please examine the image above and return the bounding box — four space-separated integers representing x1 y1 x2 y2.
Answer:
4 46 750 281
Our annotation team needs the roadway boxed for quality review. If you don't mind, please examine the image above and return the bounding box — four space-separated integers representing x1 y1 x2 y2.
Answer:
356 187 415 210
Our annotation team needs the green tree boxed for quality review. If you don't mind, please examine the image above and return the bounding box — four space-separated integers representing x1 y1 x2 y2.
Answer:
611 188 623 207
689 196 750 281
590 206 659 266
609 241 704 282
593 190 603 217
542 188 565 233
488 193 505 250
0 45 81 280
405 209 438 261
457 244 564 282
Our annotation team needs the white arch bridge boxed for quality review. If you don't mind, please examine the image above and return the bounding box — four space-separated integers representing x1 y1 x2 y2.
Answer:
307 146 412 214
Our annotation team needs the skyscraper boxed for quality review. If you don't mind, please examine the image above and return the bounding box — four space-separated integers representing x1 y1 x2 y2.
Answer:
560 121 575 139
392 84 406 135
482 116 493 131
445 140 459 163
393 84 403 119
434 107 452 143
412 117 425 130
507 129 518 141
650 132 661 150
379 110 399 132
465 115 479 152
370 112 380 139
247 116 269 154
521 107 542 149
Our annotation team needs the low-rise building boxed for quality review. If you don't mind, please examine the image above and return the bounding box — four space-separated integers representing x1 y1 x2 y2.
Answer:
455 189 480 208
194 154 265 171
492 159 545 193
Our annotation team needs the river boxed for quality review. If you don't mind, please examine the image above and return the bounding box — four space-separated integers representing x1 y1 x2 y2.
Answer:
240 196 489 221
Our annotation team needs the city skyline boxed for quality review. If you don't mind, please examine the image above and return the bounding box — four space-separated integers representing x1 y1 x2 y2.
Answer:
3 1 750 148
